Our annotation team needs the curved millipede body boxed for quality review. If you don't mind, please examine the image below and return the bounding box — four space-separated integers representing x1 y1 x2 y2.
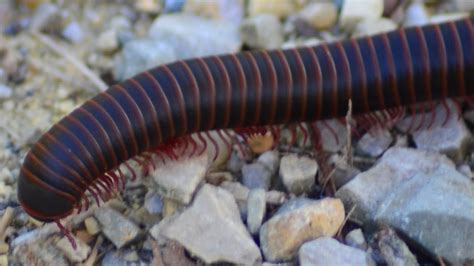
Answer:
18 18 473 226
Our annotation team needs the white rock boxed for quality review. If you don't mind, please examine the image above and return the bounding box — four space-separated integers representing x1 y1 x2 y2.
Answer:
242 162 272 190
297 2 338 30
240 14 283 50
246 188 266 234
183 0 244 24
158 184 262 265
356 129 393 157
279 154 318 195
97 29 119 53
430 12 470 24
152 152 208 204
353 18 398 37
403 1 430 27
94 207 141 248
340 0 384 29
56 236 90 263
0 84 12 98
345 228 367 250
299 237 375 266
248 0 297 18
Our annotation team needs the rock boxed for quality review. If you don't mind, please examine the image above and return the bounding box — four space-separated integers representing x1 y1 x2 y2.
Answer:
220 181 250 216
206 171 233 185
242 162 273 190
430 12 470 24
345 229 368 250
266 190 287 205
84 217 100 236
0 255 6 265
374 165 474 265
97 29 120 53
257 150 280 176
114 38 177 80
248 0 297 18
158 184 262 265
339 0 384 29
299 237 375 266
227 151 245 174
370 226 418 266
403 1 430 27
240 14 283 50
279 154 318 195
297 2 338 30
183 0 244 24
457 164 472 179
0 84 12 98
163 0 185 12
353 18 398 37
454 0 474 12
330 157 361 189
29 3 61 31
144 191 163 215
406 101 471 162
260 198 345 262
0 242 9 254
151 152 207 204
135 0 161 13
12 241 68 265
56 236 90 263
101 251 128 266
61 21 83 43
336 147 455 223
317 119 348 153
246 188 266 235
94 207 141 249
148 14 241 57
356 129 393 157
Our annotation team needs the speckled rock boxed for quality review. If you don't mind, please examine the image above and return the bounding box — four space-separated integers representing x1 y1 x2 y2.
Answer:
248 0 297 18
370 226 418 266
246 188 266 235
183 0 244 23
339 0 384 29
345 229 367 250
151 152 208 204
353 18 398 37
158 184 262 265
374 164 474 265
56 236 90 263
94 207 141 249
317 119 348 153
398 101 471 162
297 2 338 30
299 237 375 266
356 129 393 157
336 147 454 223
240 14 283 50
260 198 345 262
279 154 318 195
242 162 273 190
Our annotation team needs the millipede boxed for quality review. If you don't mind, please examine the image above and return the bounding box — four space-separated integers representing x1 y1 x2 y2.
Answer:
17 17 473 248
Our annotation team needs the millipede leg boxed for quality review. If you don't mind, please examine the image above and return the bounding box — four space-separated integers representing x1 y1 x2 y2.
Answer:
55 220 77 250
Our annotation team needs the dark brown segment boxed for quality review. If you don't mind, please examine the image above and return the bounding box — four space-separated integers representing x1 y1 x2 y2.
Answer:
304 47 323 120
210 56 232 128
240 52 263 126
283 48 306 122
220 54 247 128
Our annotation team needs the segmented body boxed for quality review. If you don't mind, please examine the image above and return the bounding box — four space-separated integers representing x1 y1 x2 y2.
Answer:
18 17 474 224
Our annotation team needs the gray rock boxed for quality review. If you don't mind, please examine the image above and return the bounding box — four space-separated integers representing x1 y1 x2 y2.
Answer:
345 228 367 250
242 162 273 190
336 147 455 223
144 191 163 215
94 207 141 249
279 154 318 195
114 38 178 80
151 14 240 56
332 159 361 189
101 251 127 266
356 129 393 157
61 21 83 43
257 150 280 176
299 237 375 266
246 188 266 235
240 14 283 49
152 152 208 204
260 198 345 262
220 181 250 216
56 236 90 263
163 0 185 12
159 184 262 265
371 226 418 266
316 119 348 153
12 242 67 265
375 165 474 265
397 101 471 162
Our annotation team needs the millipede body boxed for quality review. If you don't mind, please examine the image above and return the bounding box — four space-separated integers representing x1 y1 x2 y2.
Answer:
17 17 473 228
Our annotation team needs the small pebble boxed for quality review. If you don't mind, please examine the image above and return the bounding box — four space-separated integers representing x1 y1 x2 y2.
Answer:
345 229 368 250
84 216 100 236
356 129 393 157
248 0 297 18
144 191 163 215
0 242 9 254
61 21 83 43
242 162 273 190
183 0 244 23
353 18 397 37
94 207 141 249
279 154 318 195
454 0 474 12
246 188 266 235
0 84 12 99
0 255 7 266
403 1 430 27
29 3 61 31
97 29 119 53
56 236 91 263
240 14 283 49
339 0 384 29
297 2 338 30
257 150 280 176
135 0 161 13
